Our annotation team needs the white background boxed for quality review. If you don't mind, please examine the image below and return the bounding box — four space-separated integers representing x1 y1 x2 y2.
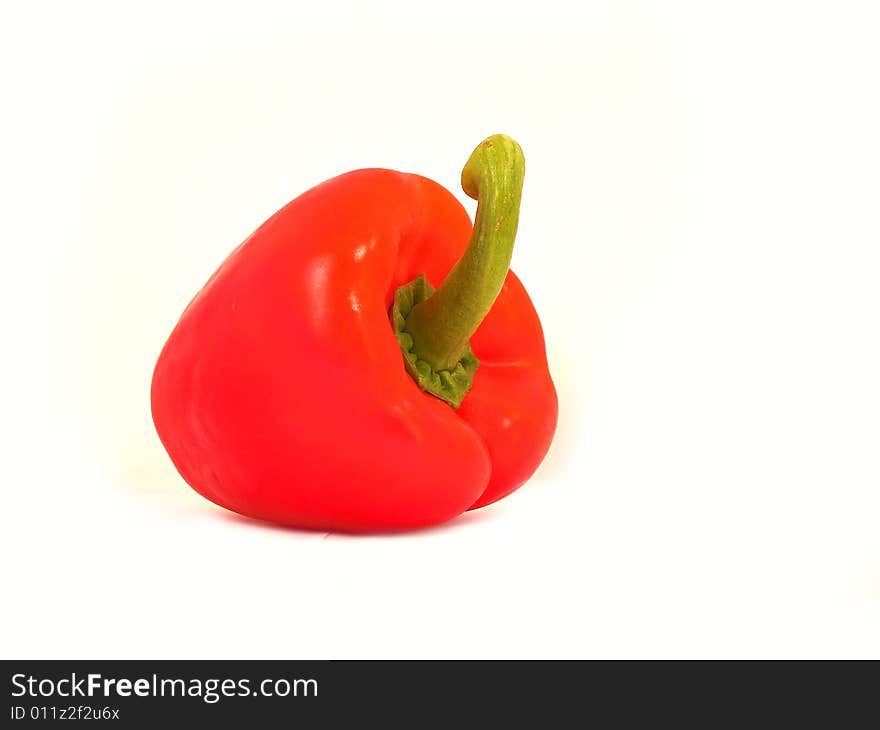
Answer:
2 1 879 658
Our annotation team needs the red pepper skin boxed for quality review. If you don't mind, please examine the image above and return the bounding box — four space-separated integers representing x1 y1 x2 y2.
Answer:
151 169 557 531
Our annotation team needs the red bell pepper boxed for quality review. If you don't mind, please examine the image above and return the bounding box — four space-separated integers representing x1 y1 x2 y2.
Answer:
151 135 557 531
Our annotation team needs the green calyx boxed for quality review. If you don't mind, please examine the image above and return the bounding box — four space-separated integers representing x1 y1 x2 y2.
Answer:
391 274 480 408
391 133 525 408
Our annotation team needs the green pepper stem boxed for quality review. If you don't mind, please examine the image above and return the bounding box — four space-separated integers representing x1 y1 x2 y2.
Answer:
404 134 525 371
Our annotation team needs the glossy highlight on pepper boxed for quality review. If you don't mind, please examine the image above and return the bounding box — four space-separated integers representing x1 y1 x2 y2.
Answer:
151 134 558 531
